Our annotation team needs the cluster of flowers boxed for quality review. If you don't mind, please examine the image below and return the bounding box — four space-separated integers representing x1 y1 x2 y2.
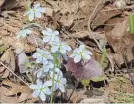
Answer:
16 2 92 102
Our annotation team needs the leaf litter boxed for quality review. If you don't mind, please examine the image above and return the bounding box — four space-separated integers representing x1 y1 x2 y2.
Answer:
0 0 134 103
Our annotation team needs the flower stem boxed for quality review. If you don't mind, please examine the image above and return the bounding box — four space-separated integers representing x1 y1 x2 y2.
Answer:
50 54 57 103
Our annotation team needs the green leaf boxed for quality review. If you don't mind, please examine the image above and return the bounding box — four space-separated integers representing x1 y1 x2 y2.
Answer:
129 13 134 34
100 46 106 67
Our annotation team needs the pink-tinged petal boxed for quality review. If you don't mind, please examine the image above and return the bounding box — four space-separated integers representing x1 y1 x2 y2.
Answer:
32 90 40 97
60 78 67 85
74 55 81 63
30 85 39 89
59 84 65 92
39 92 46 101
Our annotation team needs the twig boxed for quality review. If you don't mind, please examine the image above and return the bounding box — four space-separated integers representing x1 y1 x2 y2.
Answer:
0 61 29 86
87 0 114 71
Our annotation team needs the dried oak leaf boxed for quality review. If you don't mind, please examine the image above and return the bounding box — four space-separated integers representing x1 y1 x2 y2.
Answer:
0 80 38 103
106 19 134 65
65 58 104 80
91 4 122 30
0 48 15 78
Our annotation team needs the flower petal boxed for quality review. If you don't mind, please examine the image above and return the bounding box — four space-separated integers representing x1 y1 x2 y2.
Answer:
35 12 41 18
37 8 46 13
60 78 67 85
53 31 59 35
51 46 59 53
37 70 43 78
30 85 39 89
60 47 66 54
34 3 40 9
36 57 42 63
43 81 52 87
32 90 40 97
46 28 52 33
59 84 65 92
43 36 50 43
74 55 81 63
36 79 43 86
82 53 91 60
39 92 46 101
43 88 51 95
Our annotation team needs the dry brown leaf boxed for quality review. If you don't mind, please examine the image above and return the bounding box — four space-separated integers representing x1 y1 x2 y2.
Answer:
91 5 122 30
59 15 74 27
106 19 134 66
71 31 89 38
0 80 38 103
0 48 15 78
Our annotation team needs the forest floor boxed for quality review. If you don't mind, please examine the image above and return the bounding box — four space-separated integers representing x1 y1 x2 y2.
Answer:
0 0 134 103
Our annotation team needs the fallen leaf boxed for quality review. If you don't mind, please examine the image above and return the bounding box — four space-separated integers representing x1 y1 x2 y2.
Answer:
0 48 15 78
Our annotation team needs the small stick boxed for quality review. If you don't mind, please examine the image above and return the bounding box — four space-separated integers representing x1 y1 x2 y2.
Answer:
0 61 29 86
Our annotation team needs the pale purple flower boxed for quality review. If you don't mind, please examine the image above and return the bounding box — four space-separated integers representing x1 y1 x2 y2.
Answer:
42 28 59 44
16 29 32 38
30 79 51 101
51 41 71 54
24 3 46 21
49 69 67 92
70 45 92 63
32 48 53 63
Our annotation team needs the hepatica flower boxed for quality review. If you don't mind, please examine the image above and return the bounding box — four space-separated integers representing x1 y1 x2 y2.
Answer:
50 70 67 92
33 48 53 63
30 79 51 101
51 42 71 54
16 29 32 38
70 45 92 63
24 3 46 21
42 28 59 44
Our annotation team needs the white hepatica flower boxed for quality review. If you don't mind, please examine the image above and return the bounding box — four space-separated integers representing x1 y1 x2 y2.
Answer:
24 3 46 21
51 42 71 54
43 61 54 72
42 28 59 44
50 70 67 92
30 79 51 101
32 48 53 63
16 29 32 38
70 45 92 63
